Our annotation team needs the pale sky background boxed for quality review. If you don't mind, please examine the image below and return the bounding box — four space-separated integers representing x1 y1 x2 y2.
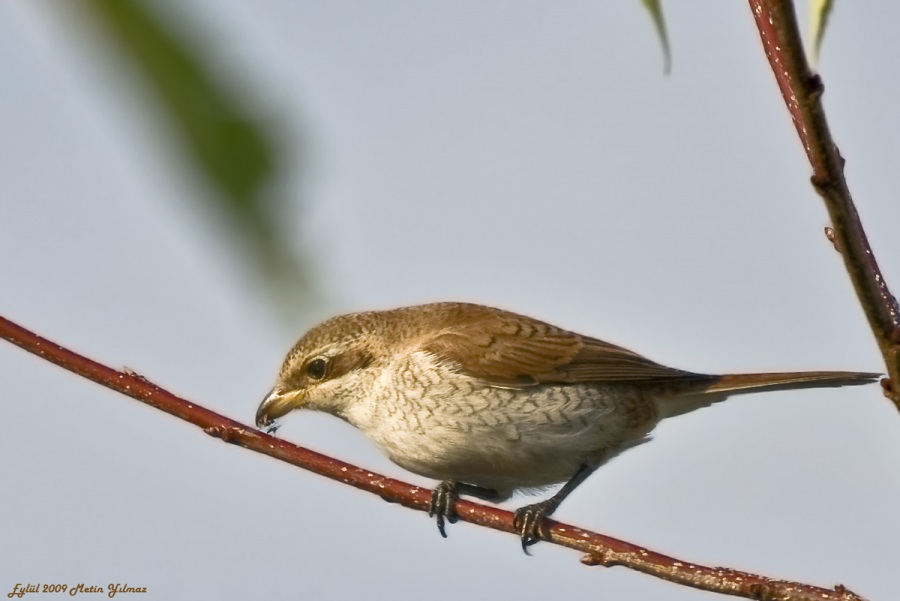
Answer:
2 2 899 600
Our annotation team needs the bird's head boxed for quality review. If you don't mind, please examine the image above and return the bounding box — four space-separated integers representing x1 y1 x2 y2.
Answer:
255 312 385 430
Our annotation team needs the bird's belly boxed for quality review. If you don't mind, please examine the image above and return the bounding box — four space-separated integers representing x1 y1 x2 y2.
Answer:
364 379 657 494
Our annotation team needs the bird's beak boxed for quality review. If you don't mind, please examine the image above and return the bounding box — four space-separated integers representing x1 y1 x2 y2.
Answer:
255 388 303 429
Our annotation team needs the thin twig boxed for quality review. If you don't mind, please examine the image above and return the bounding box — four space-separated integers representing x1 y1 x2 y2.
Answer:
0 314 866 600
748 0 900 408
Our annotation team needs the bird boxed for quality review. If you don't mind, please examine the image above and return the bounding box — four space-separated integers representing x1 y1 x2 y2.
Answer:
255 302 878 550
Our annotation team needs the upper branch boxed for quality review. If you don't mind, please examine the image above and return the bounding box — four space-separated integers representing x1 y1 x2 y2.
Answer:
748 0 900 407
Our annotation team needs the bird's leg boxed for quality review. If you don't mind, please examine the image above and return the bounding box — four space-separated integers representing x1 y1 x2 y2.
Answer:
513 463 596 553
429 480 502 538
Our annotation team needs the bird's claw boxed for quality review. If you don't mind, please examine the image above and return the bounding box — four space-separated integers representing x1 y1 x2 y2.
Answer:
429 481 460 538
513 500 557 554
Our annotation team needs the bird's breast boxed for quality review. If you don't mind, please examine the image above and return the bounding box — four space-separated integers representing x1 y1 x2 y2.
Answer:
340 351 659 492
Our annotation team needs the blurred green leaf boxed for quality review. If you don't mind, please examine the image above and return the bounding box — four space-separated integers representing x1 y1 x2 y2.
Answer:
641 0 671 74
85 0 274 219
808 0 834 66
80 0 322 321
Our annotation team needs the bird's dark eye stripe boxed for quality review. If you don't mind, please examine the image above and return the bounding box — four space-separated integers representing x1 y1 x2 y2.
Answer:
306 358 328 380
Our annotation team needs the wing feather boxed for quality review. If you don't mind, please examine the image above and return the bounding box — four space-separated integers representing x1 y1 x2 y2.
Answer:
417 303 703 386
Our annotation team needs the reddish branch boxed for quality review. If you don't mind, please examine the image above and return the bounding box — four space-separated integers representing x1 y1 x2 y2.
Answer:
748 0 900 408
0 315 867 600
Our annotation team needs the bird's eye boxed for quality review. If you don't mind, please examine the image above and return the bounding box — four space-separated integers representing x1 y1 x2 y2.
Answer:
306 357 328 380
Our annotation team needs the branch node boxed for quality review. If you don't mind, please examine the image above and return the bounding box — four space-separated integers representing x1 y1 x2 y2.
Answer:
833 584 866 601
823 227 842 253
835 145 847 169
744 582 767 599
810 173 831 194
203 425 243 443
806 73 824 101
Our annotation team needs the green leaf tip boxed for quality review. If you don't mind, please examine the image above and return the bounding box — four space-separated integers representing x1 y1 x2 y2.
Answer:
641 0 671 74
808 0 834 67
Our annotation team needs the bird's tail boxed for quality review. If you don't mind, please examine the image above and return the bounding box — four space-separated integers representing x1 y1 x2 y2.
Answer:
659 370 880 419
704 371 880 395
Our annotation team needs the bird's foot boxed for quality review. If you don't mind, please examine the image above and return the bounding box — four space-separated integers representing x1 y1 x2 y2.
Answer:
513 498 560 554
429 481 502 538
428 480 460 538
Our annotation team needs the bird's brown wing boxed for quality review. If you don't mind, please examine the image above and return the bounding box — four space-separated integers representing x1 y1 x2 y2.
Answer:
419 303 702 387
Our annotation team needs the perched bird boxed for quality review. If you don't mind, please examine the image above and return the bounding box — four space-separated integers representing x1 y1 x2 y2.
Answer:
256 302 878 549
